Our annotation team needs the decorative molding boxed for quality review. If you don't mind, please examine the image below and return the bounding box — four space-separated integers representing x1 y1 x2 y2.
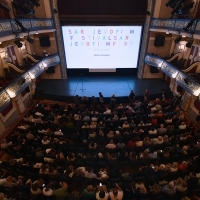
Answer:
0 91 10 108
51 0 67 79
137 0 154 79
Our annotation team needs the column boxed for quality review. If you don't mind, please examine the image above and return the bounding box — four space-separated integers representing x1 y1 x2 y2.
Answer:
137 0 154 79
169 36 176 56
0 116 6 135
50 0 67 79
12 95 25 114
181 91 192 112
29 81 36 98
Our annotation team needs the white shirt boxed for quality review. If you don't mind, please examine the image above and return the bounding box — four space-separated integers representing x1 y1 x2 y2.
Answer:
109 190 123 200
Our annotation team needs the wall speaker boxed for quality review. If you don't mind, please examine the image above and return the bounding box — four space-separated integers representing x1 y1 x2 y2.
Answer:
150 66 159 73
46 66 55 74
39 35 50 47
154 35 165 46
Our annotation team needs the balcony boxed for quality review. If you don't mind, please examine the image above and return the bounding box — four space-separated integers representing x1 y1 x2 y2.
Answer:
150 18 200 36
0 54 60 112
0 18 54 37
144 53 200 97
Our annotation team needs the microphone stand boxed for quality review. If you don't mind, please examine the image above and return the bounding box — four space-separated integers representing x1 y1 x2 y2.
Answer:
80 74 86 92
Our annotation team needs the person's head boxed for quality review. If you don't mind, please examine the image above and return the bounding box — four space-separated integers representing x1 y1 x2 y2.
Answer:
31 182 40 191
45 183 52 191
113 188 118 196
90 141 94 147
0 193 5 200
99 190 105 198
172 162 178 168
189 171 196 177
43 136 48 141
168 181 175 189
68 153 74 160
88 167 93 173
86 185 93 192
110 140 114 144
158 136 163 141
159 164 165 170
160 124 164 128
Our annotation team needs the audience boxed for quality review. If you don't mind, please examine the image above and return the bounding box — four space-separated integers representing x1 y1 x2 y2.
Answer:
0 94 200 200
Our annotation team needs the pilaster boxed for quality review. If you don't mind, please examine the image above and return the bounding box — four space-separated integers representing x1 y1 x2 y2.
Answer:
50 0 67 79
137 0 154 79
12 95 25 114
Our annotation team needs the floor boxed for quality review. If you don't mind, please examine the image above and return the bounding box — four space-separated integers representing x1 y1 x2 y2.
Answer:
35 76 170 99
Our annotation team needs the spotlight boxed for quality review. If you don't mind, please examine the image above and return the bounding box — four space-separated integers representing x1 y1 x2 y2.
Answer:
183 18 196 32
0 2 10 12
14 40 23 48
15 18 27 32
174 35 182 43
53 9 58 14
26 36 34 44
186 38 194 48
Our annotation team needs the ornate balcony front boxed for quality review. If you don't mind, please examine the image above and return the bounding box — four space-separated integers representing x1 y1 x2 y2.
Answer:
0 18 54 37
151 18 200 36
145 53 200 97
0 54 60 112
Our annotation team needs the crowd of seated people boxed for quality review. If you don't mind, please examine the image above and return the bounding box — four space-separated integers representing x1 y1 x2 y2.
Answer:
0 94 200 200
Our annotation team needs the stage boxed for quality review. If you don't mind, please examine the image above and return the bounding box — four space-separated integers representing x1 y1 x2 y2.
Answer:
34 76 171 103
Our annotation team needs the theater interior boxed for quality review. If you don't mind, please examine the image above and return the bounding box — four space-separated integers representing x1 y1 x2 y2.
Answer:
0 0 200 199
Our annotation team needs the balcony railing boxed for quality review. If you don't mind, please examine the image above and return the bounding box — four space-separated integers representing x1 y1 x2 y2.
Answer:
0 54 60 112
0 18 54 37
151 18 200 35
145 53 200 97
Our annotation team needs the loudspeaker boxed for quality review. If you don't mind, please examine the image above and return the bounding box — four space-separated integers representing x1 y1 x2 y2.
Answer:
177 85 183 92
39 35 50 47
46 66 55 74
154 35 165 46
150 66 159 73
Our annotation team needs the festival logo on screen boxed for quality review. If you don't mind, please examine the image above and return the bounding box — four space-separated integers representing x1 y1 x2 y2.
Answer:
67 27 135 47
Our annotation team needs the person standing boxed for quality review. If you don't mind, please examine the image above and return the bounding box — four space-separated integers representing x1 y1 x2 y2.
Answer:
99 92 104 108
129 90 136 103
74 95 79 109
110 94 116 110
144 89 150 101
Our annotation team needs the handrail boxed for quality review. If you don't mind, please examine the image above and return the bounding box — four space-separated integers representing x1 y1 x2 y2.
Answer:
182 61 200 73
145 53 200 97
151 18 200 35
5 62 25 73
0 54 60 111
0 18 54 37
166 52 182 63
23 53 39 63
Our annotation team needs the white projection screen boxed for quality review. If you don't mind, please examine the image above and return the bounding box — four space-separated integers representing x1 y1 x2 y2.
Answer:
62 26 142 69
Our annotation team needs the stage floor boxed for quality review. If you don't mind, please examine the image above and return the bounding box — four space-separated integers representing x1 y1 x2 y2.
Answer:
35 76 170 99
